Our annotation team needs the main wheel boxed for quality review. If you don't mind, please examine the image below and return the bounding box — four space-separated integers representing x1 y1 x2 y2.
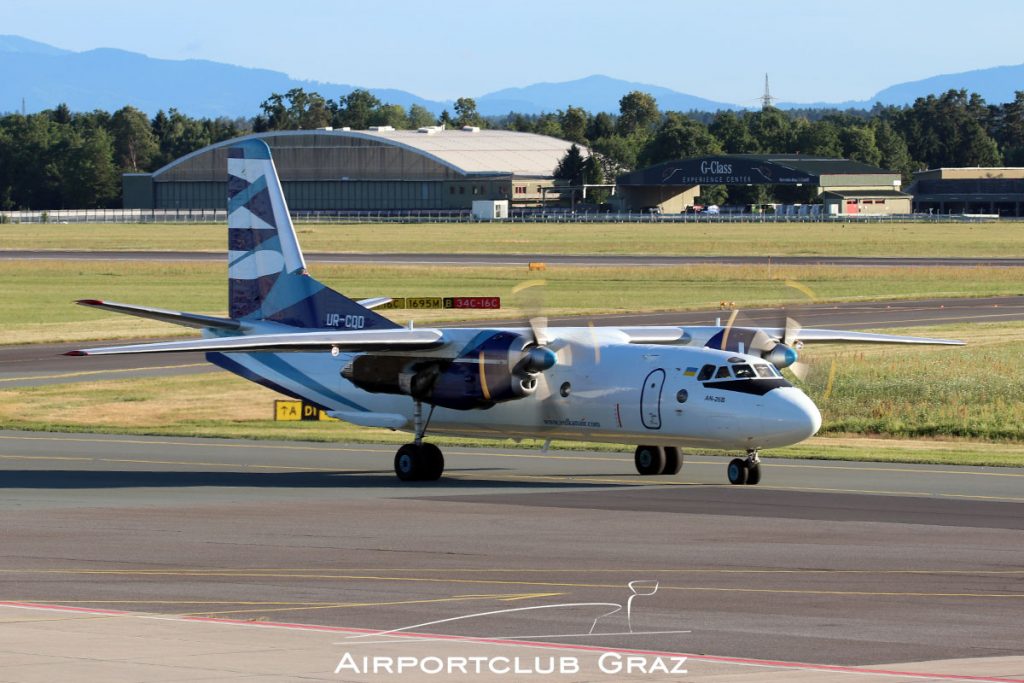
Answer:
395 444 424 481
634 445 666 475
420 442 445 481
662 447 683 475
395 443 446 481
745 463 761 485
727 458 748 485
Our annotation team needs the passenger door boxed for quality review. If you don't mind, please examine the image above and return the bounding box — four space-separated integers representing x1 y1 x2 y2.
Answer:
641 369 666 430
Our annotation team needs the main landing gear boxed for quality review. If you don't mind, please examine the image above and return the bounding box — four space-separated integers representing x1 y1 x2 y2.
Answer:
634 445 684 476
727 449 762 486
394 401 444 482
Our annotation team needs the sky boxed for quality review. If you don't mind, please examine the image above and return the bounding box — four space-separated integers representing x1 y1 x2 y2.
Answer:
5 0 1024 104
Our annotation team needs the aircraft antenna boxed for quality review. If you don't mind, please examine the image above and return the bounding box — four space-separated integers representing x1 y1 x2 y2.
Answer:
760 74 776 110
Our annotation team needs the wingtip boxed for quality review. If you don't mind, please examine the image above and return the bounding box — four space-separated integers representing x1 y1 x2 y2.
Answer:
63 350 88 356
76 299 104 306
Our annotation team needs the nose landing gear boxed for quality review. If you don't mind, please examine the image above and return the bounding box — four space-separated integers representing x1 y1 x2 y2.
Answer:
727 449 761 485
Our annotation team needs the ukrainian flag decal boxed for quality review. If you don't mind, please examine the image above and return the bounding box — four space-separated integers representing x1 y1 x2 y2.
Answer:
684 367 698 377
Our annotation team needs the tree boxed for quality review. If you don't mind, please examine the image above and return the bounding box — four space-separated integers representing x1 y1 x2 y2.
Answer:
872 119 915 179
333 89 382 130
64 128 118 207
591 134 641 172
745 107 794 153
638 113 722 167
407 104 436 129
559 106 589 143
588 112 615 141
840 125 881 166
109 106 158 172
795 120 842 157
895 90 1001 168
616 91 659 136
453 97 483 128
709 111 757 153
370 104 409 129
532 113 563 138
553 144 587 185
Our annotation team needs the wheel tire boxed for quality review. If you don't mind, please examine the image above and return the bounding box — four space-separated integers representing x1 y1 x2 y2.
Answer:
420 443 445 481
727 458 748 485
634 445 666 475
662 447 683 475
745 463 761 485
394 444 424 481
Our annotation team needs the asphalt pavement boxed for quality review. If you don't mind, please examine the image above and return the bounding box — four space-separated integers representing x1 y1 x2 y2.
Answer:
0 430 1022 673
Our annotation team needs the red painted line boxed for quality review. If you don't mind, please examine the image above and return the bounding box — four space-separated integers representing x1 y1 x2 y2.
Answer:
2 602 1022 682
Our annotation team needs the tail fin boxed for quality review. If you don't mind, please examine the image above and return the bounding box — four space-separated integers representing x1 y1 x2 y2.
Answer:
227 139 398 330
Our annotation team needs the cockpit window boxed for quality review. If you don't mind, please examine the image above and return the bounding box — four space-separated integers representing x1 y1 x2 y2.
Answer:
753 364 775 378
714 366 732 379
732 364 756 379
697 364 715 381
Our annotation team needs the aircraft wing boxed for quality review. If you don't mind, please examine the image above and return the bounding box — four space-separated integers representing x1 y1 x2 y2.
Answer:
66 328 446 356
76 299 242 331
756 327 965 345
619 327 693 344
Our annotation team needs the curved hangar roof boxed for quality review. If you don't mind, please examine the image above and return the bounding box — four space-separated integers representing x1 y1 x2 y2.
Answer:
153 129 576 183
618 154 898 186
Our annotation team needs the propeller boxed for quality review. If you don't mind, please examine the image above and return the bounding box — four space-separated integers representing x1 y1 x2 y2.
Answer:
719 309 809 380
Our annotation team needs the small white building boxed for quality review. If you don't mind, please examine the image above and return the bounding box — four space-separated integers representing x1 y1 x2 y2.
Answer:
471 200 509 220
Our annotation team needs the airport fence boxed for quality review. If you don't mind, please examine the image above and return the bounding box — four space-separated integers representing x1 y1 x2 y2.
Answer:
0 208 1001 225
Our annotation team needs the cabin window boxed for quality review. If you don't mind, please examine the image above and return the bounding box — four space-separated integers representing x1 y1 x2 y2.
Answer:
714 366 732 379
732 364 756 379
697 364 715 381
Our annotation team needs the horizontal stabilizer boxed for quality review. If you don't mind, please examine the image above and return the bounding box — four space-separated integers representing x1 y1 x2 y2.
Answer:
66 328 445 356
356 297 393 310
76 300 241 331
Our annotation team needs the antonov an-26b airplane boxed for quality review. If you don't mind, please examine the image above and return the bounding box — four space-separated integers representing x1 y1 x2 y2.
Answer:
69 140 963 484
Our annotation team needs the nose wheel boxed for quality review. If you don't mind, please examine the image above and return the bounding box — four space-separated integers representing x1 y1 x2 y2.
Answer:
727 450 761 485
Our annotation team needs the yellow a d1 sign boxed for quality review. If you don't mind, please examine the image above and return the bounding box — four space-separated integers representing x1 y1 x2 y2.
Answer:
275 400 337 421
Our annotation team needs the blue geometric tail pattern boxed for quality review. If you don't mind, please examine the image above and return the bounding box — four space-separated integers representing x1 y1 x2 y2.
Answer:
226 139 398 330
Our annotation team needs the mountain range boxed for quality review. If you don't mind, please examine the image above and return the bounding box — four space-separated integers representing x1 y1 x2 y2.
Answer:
3 34 1022 119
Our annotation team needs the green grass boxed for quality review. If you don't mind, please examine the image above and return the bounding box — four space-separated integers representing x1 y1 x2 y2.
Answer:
2 260 1022 345
4 221 1024 257
1 323 1022 466
796 323 1024 441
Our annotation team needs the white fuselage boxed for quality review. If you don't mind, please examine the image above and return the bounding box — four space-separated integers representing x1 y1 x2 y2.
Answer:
219 326 822 452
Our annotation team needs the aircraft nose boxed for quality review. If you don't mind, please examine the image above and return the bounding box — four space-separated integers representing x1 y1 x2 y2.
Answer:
764 388 822 445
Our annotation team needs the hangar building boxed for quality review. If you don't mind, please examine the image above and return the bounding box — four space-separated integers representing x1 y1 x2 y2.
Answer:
616 154 910 214
123 129 576 211
907 167 1024 216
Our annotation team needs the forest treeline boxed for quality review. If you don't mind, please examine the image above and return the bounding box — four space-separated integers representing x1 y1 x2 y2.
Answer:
2 87 1023 209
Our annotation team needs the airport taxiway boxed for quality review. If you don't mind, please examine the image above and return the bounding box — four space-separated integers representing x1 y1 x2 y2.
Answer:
1 429 1022 677
4 248 1024 268
3 295 1022 387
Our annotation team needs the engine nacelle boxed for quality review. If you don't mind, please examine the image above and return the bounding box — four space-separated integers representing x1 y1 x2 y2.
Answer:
341 331 546 410
763 343 799 369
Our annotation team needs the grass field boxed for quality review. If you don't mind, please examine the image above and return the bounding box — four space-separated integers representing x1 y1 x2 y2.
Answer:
3 221 1024 257
1 323 1021 466
2 260 1022 345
